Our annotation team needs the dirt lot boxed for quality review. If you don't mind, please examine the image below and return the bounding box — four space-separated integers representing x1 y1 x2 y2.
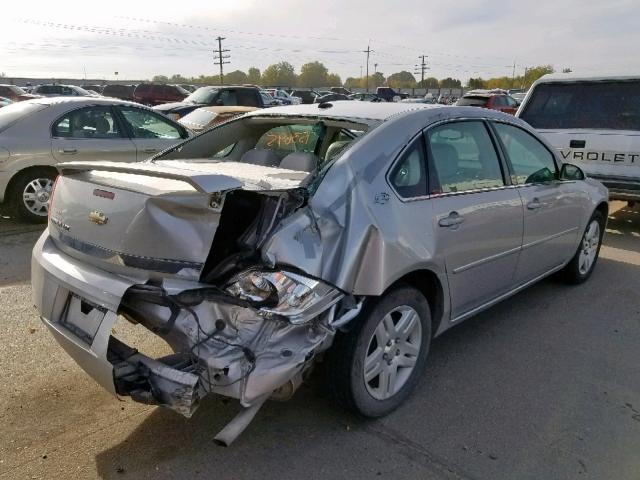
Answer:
1 202 639 479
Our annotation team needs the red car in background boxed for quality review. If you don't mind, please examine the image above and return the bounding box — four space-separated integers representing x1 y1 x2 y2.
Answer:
456 89 519 115
133 83 190 106
0 84 41 102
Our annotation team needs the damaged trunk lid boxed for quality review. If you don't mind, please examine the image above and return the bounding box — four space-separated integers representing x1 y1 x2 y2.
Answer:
50 160 306 280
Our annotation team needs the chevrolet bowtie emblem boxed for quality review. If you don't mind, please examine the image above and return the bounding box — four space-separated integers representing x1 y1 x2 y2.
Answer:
88 210 108 225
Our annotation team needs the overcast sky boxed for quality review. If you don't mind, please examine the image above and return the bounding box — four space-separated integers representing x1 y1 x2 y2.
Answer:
3 0 639 81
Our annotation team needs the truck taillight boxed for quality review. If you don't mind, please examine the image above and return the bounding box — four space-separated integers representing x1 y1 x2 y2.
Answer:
47 175 60 223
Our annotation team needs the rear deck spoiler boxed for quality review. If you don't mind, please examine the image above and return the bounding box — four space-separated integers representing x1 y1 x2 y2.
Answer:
56 161 243 194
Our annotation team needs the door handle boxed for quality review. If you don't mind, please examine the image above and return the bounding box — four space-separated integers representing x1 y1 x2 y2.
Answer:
438 211 464 227
569 139 586 148
527 198 542 210
143 148 158 154
58 148 77 154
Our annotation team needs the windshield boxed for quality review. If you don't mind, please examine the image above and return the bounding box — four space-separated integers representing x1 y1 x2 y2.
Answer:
73 86 93 96
0 101 48 133
184 87 219 104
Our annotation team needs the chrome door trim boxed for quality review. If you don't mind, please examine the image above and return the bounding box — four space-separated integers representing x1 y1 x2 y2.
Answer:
451 262 566 324
521 226 579 251
452 245 522 274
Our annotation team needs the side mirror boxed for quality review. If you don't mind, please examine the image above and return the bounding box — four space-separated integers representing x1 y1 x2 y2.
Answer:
560 163 585 181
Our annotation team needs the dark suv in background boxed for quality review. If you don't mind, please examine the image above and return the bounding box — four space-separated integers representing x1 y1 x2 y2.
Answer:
456 89 519 115
153 85 267 119
133 83 190 106
102 84 136 101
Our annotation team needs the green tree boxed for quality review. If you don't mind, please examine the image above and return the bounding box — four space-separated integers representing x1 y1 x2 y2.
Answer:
169 74 189 83
152 75 169 83
247 67 261 84
522 65 554 87
439 77 462 88
387 71 416 89
344 77 360 89
224 70 249 85
326 73 342 87
467 77 486 89
298 61 329 87
261 62 296 87
417 77 439 88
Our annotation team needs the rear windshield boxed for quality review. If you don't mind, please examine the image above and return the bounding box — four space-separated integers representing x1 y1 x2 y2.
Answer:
520 80 640 130
0 102 47 133
457 96 489 107
180 109 217 126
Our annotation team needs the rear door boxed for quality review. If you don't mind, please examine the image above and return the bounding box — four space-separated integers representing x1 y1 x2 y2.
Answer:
491 121 584 283
427 120 523 319
116 106 187 159
51 106 136 163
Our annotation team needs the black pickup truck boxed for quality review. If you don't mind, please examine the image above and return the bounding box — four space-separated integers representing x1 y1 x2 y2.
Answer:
153 85 273 119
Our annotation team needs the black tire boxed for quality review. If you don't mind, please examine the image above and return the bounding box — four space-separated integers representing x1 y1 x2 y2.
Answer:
9 168 57 223
327 285 431 417
560 210 605 284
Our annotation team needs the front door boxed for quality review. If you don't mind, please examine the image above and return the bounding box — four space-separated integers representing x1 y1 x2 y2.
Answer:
491 122 583 282
51 106 136 163
426 120 524 319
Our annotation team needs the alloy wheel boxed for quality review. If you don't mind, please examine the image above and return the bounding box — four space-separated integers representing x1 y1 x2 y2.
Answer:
578 219 600 275
22 178 54 217
364 305 422 400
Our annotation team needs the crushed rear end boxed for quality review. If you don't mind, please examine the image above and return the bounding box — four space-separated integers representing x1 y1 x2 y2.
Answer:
32 159 349 445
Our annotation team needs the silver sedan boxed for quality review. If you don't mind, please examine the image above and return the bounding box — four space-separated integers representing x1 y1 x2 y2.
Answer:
32 102 607 445
0 97 191 221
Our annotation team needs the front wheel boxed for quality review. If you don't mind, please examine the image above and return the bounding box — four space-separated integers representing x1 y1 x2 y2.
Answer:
561 211 604 284
327 285 431 417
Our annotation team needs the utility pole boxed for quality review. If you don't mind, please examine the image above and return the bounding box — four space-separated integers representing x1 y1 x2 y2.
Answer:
213 36 230 85
414 55 429 87
362 44 373 92
511 61 516 89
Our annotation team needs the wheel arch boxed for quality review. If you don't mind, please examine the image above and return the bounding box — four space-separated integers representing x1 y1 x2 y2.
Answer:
388 269 446 338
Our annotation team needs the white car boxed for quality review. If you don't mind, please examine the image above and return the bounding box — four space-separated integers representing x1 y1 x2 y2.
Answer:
517 73 640 202
32 84 101 98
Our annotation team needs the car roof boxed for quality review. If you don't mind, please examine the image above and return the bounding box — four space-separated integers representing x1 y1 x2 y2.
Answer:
243 101 457 124
535 72 640 83
25 97 141 107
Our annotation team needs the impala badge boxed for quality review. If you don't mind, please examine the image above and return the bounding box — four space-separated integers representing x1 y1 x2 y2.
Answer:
89 210 108 225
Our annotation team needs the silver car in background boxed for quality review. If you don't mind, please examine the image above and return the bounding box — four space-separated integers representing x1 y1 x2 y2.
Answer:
32 102 608 445
0 97 191 221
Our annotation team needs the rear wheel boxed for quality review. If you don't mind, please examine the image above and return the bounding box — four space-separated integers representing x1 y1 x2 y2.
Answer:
10 168 57 223
561 211 604 284
327 285 431 417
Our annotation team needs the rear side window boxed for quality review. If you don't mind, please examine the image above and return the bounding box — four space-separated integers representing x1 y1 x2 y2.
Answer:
520 81 640 130
53 106 122 139
389 137 427 198
493 123 557 184
237 89 260 107
457 96 489 107
427 121 504 194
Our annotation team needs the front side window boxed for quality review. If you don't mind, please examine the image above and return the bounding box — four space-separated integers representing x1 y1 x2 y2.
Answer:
219 90 238 106
493 123 557 184
119 107 183 139
389 137 427 198
427 121 504 194
52 107 122 139
255 124 320 154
